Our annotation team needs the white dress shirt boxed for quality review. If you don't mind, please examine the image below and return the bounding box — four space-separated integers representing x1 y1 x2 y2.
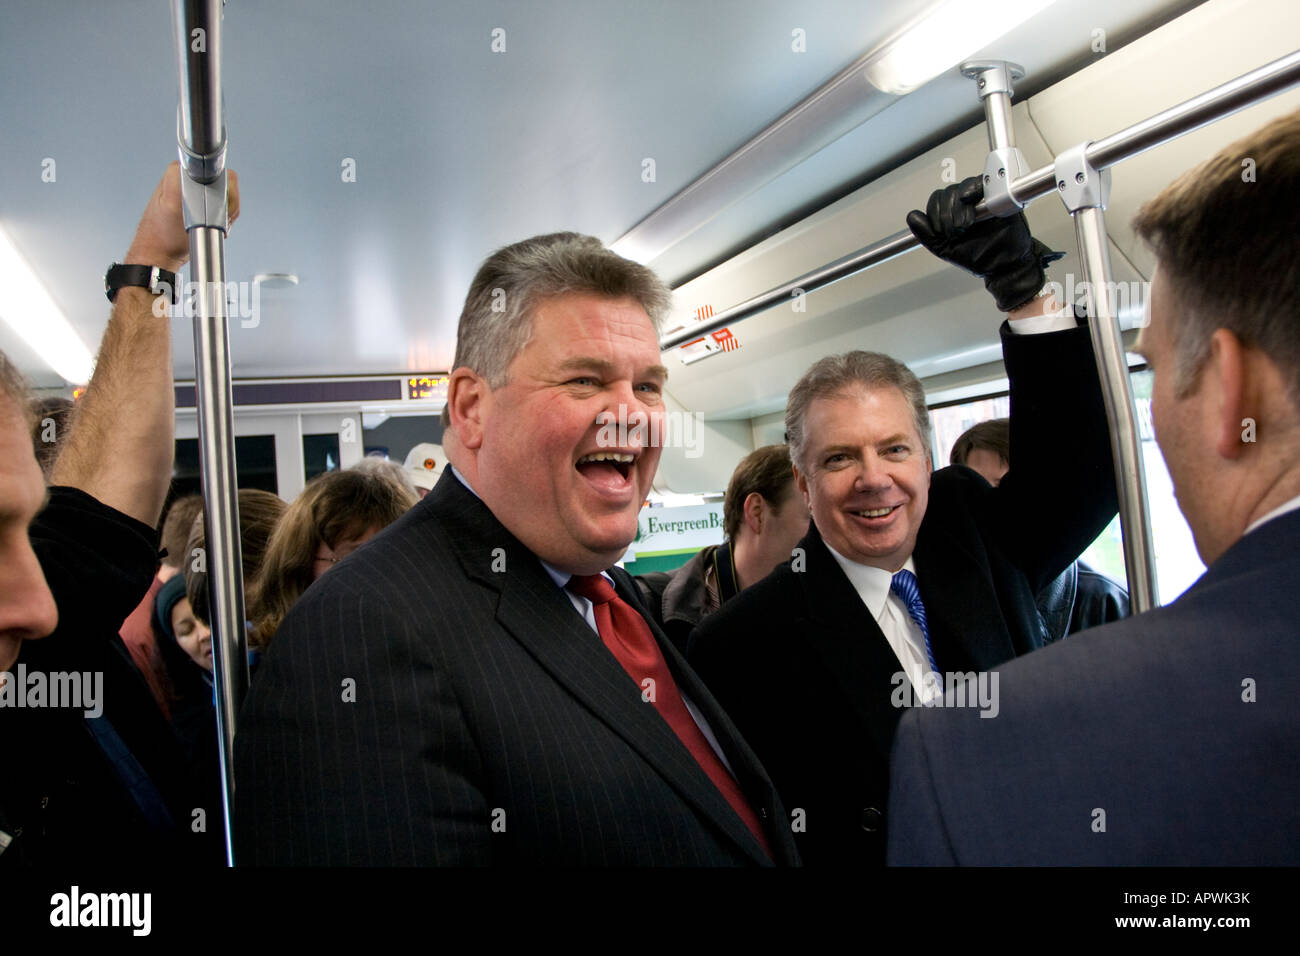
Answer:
823 544 942 705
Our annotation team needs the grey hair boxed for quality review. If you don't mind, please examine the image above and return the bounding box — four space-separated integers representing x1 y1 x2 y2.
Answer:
785 351 932 472
349 455 419 498
451 232 672 391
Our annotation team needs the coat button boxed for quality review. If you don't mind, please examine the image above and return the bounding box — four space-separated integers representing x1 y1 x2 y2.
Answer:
759 807 769 821
860 807 883 832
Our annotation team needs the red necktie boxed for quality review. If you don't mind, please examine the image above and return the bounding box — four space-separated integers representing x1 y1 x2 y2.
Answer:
566 573 772 858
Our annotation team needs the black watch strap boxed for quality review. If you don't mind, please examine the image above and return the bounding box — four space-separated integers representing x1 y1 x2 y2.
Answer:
104 263 178 303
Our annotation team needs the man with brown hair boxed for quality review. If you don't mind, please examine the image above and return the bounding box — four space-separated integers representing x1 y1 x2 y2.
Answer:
637 444 809 653
889 109 1300 865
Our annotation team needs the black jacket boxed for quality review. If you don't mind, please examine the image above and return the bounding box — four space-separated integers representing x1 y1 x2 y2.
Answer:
687 321 1117 866
889 508 1300 865
0 488 218 867
236 472 799 866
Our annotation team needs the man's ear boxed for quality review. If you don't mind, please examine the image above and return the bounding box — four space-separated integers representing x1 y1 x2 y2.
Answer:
447 367 489 451
793 464 810 508
1207 329 1249 460
742 491 765 535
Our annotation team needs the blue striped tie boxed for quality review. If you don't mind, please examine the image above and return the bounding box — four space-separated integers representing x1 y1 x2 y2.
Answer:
890 569 939 674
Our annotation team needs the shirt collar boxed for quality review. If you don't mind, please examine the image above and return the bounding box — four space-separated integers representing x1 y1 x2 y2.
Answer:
1244 493 1300 536
823 540 916 622
449 464 599 590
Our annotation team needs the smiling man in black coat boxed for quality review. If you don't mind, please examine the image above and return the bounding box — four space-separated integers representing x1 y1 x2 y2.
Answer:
687 179 1118 866
888 110 1300 866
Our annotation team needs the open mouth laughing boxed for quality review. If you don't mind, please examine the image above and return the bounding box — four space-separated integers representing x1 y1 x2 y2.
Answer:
575 450 639 497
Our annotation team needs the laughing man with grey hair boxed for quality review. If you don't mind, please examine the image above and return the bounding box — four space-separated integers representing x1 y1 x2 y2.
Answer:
238 230 799 866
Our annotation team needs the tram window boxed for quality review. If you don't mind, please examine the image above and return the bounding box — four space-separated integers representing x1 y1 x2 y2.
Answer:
1079 369 1205 603
927 368 1205 606
303 433 340 481
930 396 1011 465
172 435 278 497
361 414 444 466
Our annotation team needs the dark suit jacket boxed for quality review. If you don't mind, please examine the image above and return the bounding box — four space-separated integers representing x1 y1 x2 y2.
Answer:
888 507 1300 865
687 321 1117 866
235 473 798 866
0 488 216 867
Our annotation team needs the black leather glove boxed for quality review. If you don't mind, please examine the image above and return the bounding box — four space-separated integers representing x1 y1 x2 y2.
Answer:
906 176 1064 312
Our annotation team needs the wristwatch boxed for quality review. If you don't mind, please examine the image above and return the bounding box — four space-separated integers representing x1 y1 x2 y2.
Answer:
104 263 178 303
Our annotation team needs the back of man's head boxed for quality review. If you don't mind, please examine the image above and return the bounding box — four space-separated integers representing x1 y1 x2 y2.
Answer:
723 444 798 540
950 418 1010 466
950 418 1011 486
160 494 204 573
1132 109 1300 405
1132 109 1300 564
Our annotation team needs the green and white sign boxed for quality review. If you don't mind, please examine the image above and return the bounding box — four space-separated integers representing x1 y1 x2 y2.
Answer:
623 502 725 563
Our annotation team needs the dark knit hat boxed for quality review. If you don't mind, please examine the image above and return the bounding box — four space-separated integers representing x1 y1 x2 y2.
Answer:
155 574 189 644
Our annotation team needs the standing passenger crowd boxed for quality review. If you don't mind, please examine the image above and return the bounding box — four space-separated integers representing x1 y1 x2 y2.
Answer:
1 109 1298 869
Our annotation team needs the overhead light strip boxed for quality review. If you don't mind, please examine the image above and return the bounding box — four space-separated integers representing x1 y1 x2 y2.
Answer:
0 224 94 383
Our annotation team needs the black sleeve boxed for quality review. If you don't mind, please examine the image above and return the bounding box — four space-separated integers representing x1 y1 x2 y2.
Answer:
983 320 1120 593
23 486 160 671
234 575 493 866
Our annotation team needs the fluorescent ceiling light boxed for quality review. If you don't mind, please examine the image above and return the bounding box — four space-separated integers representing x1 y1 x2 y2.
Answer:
0 225 94 383
864 0 1057 95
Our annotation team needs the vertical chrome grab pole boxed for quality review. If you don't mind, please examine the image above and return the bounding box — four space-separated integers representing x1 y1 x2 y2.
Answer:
1057 146 1159 612
963 62 1158 613
172 0 245 866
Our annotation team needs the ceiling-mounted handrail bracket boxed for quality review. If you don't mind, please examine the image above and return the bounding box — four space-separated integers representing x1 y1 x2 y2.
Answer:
962 59 1030 217
1054 140 1112 213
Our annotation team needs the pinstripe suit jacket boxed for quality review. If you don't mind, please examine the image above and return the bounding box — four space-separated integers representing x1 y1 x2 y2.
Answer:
234 473 798 866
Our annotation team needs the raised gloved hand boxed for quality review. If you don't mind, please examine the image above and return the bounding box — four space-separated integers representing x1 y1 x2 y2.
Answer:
906 176 1063 313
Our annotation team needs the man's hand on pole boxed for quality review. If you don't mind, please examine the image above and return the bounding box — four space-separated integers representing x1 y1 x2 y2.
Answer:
124 161 241 274
906 175 1063 314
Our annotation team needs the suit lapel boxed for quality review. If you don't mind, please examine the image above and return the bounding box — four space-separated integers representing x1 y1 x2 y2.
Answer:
430 475 772 865
793 526 912 760
912 514 1017 672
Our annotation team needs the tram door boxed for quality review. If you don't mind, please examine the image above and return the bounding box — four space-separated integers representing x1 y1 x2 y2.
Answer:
174 408 365 503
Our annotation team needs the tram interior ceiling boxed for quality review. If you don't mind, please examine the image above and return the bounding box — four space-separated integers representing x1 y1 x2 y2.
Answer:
1 0 1299 884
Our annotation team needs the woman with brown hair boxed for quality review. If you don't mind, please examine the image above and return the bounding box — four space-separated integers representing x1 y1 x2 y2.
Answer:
250 468 417 650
